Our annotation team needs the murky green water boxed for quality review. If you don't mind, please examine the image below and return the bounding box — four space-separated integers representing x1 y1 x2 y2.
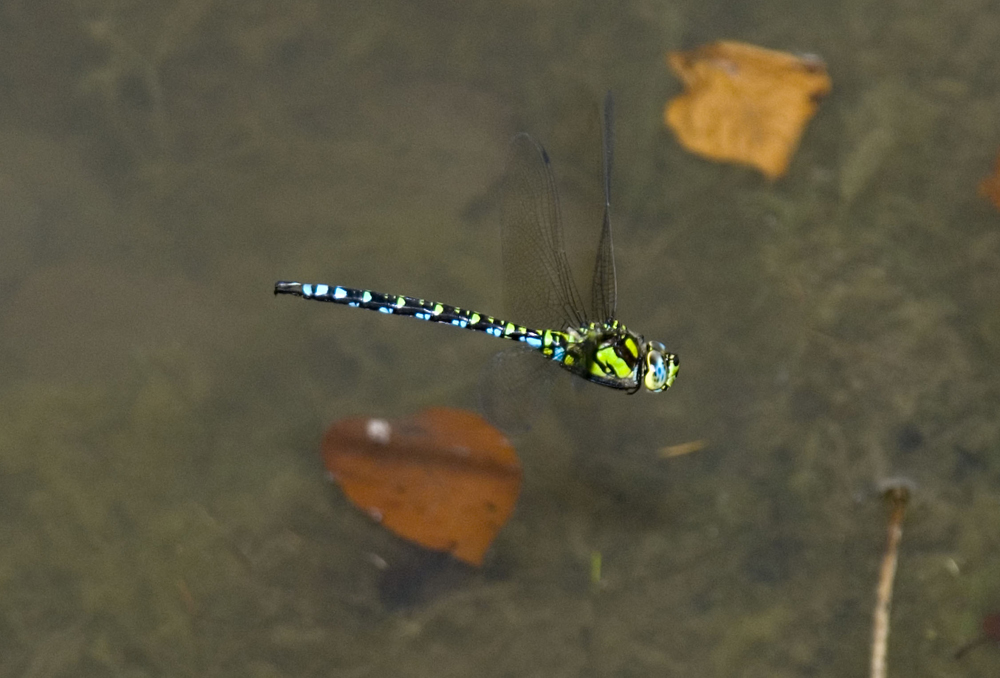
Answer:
3 0 1000 676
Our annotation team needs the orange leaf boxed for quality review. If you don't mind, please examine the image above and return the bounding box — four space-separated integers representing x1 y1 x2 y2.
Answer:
322 408 522 566
979 151 1000 210
665 41 832 179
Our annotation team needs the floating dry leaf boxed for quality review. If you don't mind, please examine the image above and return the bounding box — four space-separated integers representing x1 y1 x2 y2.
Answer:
979 151 1000 210
665 40 832 179
322 408 522 566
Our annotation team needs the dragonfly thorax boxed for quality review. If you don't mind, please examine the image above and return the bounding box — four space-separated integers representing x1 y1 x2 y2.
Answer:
555 321 676 393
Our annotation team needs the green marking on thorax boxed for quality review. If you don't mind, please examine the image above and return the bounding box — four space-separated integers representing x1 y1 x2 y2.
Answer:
595 345 632 378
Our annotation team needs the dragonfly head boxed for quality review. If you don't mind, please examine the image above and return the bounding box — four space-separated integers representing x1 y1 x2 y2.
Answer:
642 341 679 392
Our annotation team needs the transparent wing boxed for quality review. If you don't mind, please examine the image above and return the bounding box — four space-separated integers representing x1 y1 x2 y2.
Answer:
590 91 618 324
500 133 588 331
484 99 620 432
479 347 557 435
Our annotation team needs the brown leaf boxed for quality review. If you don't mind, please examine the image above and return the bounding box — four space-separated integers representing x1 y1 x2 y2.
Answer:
322 408 522 566
979 152 1000 210
665 41 832 179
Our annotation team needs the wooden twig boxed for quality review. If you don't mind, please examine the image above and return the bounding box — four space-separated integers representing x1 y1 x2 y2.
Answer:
871 478 914 678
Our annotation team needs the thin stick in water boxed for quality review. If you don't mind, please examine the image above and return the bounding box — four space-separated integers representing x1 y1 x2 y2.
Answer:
871 478 914 678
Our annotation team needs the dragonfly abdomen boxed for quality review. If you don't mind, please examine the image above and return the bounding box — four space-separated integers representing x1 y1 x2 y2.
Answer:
273 281 670 392
275 281 562 352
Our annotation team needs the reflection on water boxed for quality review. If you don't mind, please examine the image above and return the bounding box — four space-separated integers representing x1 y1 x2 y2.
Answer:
2 0 999 676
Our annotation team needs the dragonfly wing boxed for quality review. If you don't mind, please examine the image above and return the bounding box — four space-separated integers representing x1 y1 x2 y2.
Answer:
479 347 557 435
500 133 587 331
590 91 618 324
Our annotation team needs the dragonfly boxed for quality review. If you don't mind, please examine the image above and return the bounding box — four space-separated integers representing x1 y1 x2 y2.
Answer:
275 93 678 414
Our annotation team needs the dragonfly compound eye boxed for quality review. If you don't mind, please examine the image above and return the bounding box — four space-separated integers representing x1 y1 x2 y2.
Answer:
644 345 679 392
